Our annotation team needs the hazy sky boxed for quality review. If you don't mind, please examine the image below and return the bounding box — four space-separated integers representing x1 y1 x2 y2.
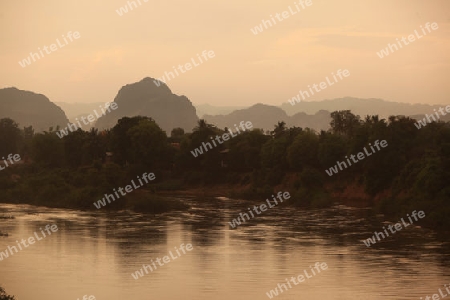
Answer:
0 0 449 106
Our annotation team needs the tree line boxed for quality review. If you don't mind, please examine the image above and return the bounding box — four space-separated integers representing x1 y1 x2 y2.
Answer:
0 111 449 228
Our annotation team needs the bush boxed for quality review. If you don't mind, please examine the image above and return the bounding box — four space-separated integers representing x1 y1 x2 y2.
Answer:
155 179 184 191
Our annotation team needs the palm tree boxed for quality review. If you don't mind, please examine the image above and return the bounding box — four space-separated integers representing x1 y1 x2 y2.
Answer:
272 121 286 138
193 119 215 132
191 119 219 145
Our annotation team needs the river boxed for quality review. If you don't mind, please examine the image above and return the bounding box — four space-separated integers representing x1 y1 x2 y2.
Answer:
0 197 449 300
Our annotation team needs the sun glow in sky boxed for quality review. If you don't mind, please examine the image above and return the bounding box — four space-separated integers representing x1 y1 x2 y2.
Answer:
0 0 449 105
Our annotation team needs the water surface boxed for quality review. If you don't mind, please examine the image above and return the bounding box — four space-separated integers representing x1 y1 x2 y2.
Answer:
0 198 449 300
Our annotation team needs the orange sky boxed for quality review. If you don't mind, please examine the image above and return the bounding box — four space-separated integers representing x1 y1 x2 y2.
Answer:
0 0 449 106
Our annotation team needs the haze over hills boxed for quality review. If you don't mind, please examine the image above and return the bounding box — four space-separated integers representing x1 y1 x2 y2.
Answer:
202 98 450 133
203 104 331 132
195 104 247 118
95 77 198 133
3 83 448 135
281 97 447 118
0 87 69 132
55 101 105 119
55 101 109 130
58 97 448 125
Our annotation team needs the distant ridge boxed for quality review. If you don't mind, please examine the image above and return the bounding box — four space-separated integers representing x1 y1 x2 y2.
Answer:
202 98 450 132
280 97 448 118
0 87 69 132
203 104 331 132
195 104 247 118
5 85 446 134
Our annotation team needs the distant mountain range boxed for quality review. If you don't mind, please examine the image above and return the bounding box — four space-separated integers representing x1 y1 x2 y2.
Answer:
203 99 449 132
95 77 198 133
0 87 68 132
204 104 331 132
2 82 448 134
281 97 446 119
195 104 247 118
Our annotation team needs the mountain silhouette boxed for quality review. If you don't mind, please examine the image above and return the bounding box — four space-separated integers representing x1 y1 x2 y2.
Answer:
0 87 69 131
281 97 446 118
95 77 198 133
204 104 331 132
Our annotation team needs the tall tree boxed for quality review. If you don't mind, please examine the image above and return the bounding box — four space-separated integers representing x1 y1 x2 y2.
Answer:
127 118 170 169
287 130 320 170
272 121 287 138
32 132 65 168
0 118 22 157
110 116 148 165
330 110 361 137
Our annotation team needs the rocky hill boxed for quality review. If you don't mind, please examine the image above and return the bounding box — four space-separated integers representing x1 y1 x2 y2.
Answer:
95 77 198 133
0 87 69 131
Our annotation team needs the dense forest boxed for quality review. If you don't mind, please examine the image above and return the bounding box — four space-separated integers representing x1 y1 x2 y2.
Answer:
0 110 449 229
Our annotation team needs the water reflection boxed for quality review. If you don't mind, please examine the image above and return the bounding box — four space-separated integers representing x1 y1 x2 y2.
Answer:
0 200 449 300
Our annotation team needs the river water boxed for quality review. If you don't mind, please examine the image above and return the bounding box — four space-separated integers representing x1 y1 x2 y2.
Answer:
0 197 449 300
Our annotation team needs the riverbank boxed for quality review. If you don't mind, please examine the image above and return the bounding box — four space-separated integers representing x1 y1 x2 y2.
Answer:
157 177 448 232
0 164 448 231
0 165 190 214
